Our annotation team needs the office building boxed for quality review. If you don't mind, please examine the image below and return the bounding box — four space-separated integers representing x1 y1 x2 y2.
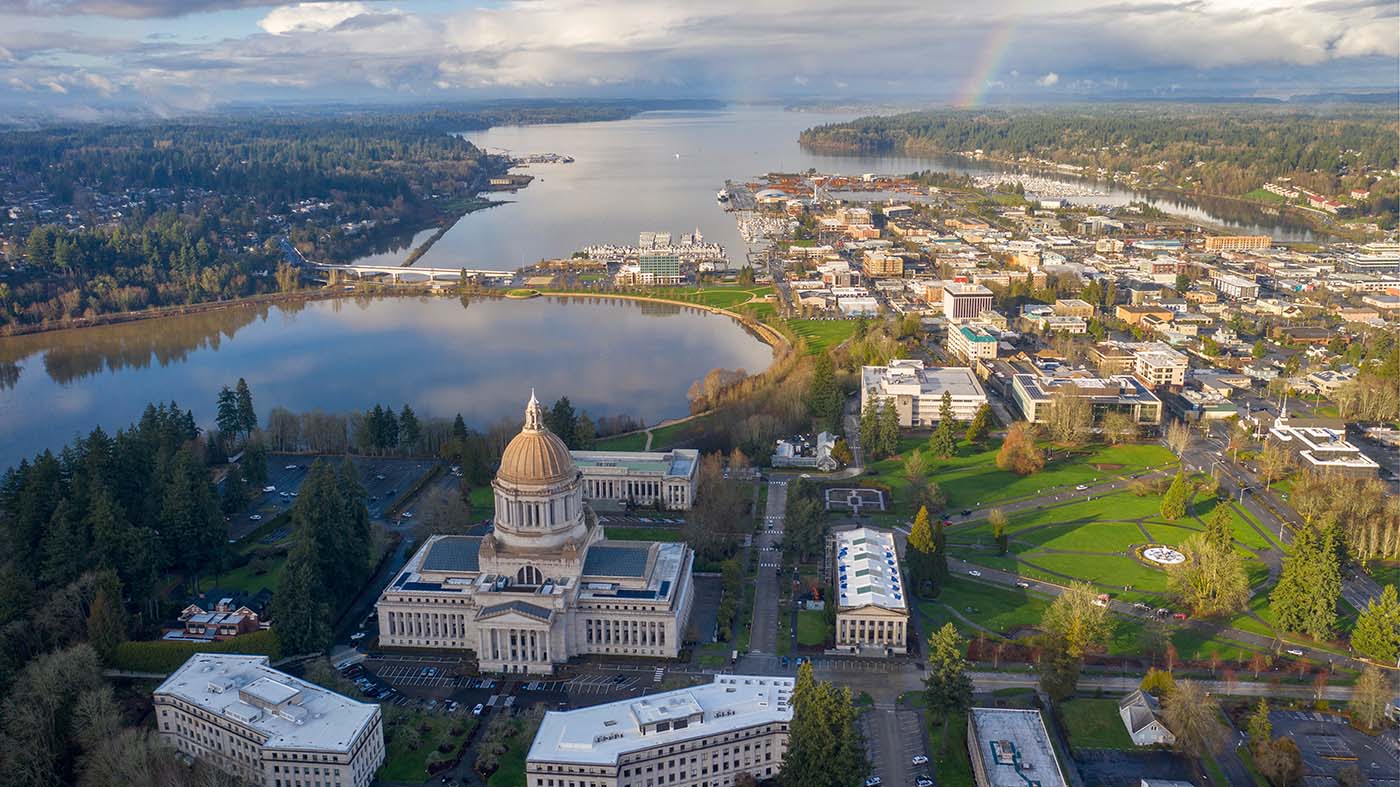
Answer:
967 708 1068 787
154 654 385 787
525 675 793 787
1133 347 1189 388
573 449 699 510
639 253 682 285
833 528 908 655
864 250 904 278
1211 273 1259 300
1011 373 1162 426
943 282 995 321
1204 236 1272 252
1052 298 1096 318
376 394 695 673
860 360 988 427
947 324 1000 362
1267 415 1380 478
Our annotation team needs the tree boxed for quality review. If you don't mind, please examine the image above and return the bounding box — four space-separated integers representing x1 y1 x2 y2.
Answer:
1255 737 1303 787
575 413 597 450
928 392 958 459
1101 411 1137 445
234 377 256 436
1350 665 1392 731
1162 679 1227 758
1166 419 1192 458
1245 699 1271 753
932 517 949 592
547 397 578 449
908 506 934 593
1041 581 1112 658
85 572 126 663
1351 584 1400 663
1252 339 1268 359
1139 667 1176 696
220 464 248 515
215 386 239 444
996 422 1044 476
242 438 268 488
859 400 879 459
989 508 1009 555
1045 390 1092 446
1257 440 1292 490
1204 504 1233 550
807 353 842 433
399 404 421 452
923 623 974 754
273 548 330 656
1160 469 1191 520
1167 533 1251 617
877 398 900 460
779 662 870 787
1271 526 1341 640
965 403 992 445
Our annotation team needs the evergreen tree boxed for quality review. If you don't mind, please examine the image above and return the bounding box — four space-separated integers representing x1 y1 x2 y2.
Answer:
215 386 240 443
908 506 934 593
877 398 899 459
1246 699 1272 753
220 464 248 515
273 547 331 656
575 413 598 450
234 377 256 436
928 392 958 459
779 662 869 787
859 401 879 459
548 397 578 448
1351 584 1400 663
1204 504 1233 550
932 517 949 592
1160 469 1191 520
451 413 468 442
1271 526 1341 640
807 353 842 433
399 404 421 452
923 623 974 754
39 500 87 587
85 571 127 663
242 439 268 487
965 403 992 445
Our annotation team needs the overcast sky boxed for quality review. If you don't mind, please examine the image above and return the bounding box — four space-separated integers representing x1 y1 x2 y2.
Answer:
0 0 1396 117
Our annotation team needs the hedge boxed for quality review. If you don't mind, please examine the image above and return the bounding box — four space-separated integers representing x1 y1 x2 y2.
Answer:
111 628 281 673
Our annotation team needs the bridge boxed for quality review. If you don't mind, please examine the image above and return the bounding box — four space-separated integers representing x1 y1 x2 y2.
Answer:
310 262 515 282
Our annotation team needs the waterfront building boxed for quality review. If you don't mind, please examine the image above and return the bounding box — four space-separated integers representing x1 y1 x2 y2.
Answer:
639 252 682 285
946 324 1000 362
375 394 695 673
967 708 1067 787
860 360 987 427
1204 236 1272 252
153 654 385 787
574 449 699 510
943 282 995 321
525 674 793 787
833 527 908 655
1010 373 1162 426
1267 415 1380 478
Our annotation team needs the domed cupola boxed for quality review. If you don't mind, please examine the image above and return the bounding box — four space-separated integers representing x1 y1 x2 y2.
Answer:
489 392 589 552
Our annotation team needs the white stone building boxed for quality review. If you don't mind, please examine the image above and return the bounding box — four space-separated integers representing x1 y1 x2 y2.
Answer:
153 654 385 787
834 528 909 655
860 360 987 427
574 449 699 510
376 394 695 674
525 674 793 787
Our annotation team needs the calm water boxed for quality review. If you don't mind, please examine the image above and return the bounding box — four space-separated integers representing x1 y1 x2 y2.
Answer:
377 106 1315 270
0 296 774 470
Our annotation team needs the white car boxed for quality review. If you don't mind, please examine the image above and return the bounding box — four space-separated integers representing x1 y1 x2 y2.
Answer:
284 464 297 470
400 511 413 519
967 570 982 577
248 514 262 521
1015 581 1030 588
472 703 485 716
1075 484 1089 491
262 485 276 493
864 778 882 787
350 632 366 641
1285 648 1305 657
911 755 929 766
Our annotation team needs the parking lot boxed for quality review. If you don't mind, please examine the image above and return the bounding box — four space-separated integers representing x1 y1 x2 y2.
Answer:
1272 710 1400 786
859 707 926 787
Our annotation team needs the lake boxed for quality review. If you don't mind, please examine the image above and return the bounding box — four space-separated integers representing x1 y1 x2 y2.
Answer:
0 296 775 470
371 105 1316 271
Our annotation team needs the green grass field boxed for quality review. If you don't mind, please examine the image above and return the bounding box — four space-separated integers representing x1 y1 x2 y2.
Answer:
1365 562 1399 590
379 715 474 781
633 285 773 310
1059 698 1136 749
469 484 496 513
1241 187 1288 204
487 726 532 787
1012 521 1149 553
927 578 1052 634
796 609 828 646
787 318 860 354
199 555 284 595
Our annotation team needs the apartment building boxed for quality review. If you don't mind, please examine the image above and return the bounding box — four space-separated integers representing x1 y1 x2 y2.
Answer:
153 654 385 787
1211 273 1260 300
864 250 905 278
526 675 793 787
1133 347 1189 388
1204 236 1271 252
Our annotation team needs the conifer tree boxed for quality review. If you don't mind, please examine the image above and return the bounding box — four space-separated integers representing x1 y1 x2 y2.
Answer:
924 623 973 753
965 402 992 445
877 398 899 459
234 377 256 436
859 401 879 458
807 353 842 433
215 386 239 444
908 506 934 592
1160 469 1191 520
1351 584 1400 663
399 404 421 452
1246 699 1272 753
273 546 331 656
86 571 127 663
929 392 958 459
1271 526 1341 640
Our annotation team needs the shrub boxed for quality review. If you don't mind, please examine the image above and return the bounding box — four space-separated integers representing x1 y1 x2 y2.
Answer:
111 629 280 673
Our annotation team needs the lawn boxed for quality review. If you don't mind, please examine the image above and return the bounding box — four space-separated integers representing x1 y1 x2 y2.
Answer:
1018 551 1170 593
936 443 1175 511
469 485 496 514
487 723 532 787
603 526 686 542
199 554 285 595
796 609 828 647
1193 497 1275 552
787 318 860 354
636 285 772 310
1013 521 1150 553
1058 698 1136 749
594 430 649 451
927 578 1051 635
1365 562 1400 590
1241 187 1288 204
378 714 475 781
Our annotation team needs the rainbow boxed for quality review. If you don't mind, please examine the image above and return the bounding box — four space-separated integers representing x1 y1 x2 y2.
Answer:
954 21 1016 108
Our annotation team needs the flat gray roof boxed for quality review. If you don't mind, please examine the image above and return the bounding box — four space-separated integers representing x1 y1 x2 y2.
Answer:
582 544 651 578
422 536 482 573
968 707 1067 787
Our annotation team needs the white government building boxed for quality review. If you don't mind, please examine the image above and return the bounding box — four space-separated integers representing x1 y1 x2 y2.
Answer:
375 394 696 674
526 674 794 787
153 654 385 787
575 448 700 510
860 359 988 427
833 527 909 655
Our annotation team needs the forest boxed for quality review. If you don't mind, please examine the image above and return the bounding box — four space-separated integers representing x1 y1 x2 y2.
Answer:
799 105 1399 223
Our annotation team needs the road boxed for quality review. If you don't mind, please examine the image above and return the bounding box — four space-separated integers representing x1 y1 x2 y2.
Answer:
748 478 787 655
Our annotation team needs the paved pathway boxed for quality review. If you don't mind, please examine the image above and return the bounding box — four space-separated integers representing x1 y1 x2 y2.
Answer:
748 478 787 655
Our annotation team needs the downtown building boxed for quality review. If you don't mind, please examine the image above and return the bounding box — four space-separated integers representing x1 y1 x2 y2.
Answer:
153 654 385 787
525 674 793 787
375 394 695 674
860 359 988 427
943 282 995 321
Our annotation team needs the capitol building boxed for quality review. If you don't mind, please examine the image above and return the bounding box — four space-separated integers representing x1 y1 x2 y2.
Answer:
375 394 696 674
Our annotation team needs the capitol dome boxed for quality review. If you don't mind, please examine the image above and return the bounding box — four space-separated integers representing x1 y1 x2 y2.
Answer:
496 392 576 487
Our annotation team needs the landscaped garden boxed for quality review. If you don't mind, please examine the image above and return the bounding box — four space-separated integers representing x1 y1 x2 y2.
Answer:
380 711 475 781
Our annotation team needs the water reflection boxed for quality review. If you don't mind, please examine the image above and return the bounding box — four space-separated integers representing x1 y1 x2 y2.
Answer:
0 295 774 470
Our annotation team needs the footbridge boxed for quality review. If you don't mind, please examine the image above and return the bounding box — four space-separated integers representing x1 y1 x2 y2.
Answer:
311 262 515 282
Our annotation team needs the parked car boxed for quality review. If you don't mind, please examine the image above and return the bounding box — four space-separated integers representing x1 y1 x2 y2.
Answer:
967 570 982 577
350 632 366 641
1015 581 1030 588
911 755 929 766
1285 648 1305 657
1093 594 1110 608
864 777 882 787
248 514 262 521
1133 602 1151 611
916 777 934 787
472 703 485 716
262 485 276 493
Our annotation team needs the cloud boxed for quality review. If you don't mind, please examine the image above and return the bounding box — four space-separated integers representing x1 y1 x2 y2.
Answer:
1036 72 1060 87
0 0 290 17
258 2 376 35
